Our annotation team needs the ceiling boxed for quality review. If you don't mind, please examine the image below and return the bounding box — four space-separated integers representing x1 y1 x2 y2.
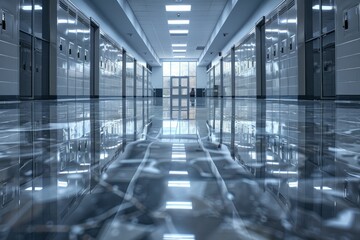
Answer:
88 0 264 66
127 0 228 60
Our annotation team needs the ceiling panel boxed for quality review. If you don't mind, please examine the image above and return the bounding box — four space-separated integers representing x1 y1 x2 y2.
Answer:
127 0 228 59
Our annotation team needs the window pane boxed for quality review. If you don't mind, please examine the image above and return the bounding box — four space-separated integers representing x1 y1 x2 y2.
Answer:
163 88 170 97
163 62 171 76
171 62 180 76
163 77 170 88
190 77 196 89
189 62 196 76
180 62 189 76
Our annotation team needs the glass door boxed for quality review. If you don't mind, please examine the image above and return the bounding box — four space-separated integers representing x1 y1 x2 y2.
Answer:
170 76 189 119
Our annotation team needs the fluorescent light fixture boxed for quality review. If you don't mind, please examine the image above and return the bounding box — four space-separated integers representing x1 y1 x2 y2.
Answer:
288 181 298 188
168 181 191 188
166 201 193 209
172 44 187 47
68 29 91 34
281 19 297 24
163 234 195 240
166 5 191 12
271 170 298 175
174 56 186 58
266 162 280 165
173 49 187 53
170 30 189 34
172 152 186 158
58 19 76 24
21 5 43 11
80 163 91 166
169 171 188 175
314 186 332 191
312 5 333 11
59 170 89 174
168 20 190 25
58 181 68 188
25 187 43 191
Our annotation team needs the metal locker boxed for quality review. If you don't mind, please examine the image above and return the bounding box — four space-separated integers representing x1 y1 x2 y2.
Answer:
265 18 273 97
76 45 84 97
83 18 90 97
57 1 69 96
343 5 360 38
271 13 280 97
279 4 289 97
287 0 298 96
20 37 32 97
99 34 105 96
67 7 77 97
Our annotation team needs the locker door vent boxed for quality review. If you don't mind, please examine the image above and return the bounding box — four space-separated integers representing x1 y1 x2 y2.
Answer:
288 0 295 10
272 14 278 22
77 16 88 26
69 8 76 19
279 5 287 16
59 1 68 11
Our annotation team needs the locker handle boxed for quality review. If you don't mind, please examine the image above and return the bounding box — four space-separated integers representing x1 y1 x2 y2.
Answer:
343 12 349 30
289 43 293 51
1 13 6 30
1 19 5 30
69 48 72 55
77 51 80 59
84 55 87 61
59 44 63 51
281 47 284 54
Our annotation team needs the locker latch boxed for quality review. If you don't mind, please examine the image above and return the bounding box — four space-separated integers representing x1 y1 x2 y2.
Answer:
1 12 6 30
77 51 80 59
343 12 349 30
69 48 72 55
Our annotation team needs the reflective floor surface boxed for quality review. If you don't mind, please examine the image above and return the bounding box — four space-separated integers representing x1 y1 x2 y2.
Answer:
1 97 360 240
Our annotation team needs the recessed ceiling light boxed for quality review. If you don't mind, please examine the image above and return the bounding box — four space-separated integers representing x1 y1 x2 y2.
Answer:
169 30 189 34
173 49 186 53
168 20 190 25
165 5 191 12
172 44 187 47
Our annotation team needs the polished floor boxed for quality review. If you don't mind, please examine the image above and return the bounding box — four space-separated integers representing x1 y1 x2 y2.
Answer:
0 97 360 239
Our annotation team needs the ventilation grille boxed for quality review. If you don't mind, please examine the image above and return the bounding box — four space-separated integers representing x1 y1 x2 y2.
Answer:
196 46 205 51
59 1 68 11
279 5 287 15
69 8 76 18
288 0 295 9
271 14 278 21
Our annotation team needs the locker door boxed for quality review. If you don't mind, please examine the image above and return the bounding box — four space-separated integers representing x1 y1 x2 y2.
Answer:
20 37 32 98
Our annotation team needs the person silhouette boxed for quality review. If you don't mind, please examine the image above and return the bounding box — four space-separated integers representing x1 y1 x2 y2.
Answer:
190 88 195 98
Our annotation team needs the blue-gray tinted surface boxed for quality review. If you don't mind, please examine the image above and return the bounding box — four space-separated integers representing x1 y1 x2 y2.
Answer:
0 98 359 240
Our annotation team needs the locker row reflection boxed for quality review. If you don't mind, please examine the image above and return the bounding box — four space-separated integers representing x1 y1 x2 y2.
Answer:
1 98 360 238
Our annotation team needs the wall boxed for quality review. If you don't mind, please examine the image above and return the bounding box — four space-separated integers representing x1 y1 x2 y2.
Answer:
196 66 207 88
151 66 163 89
0 0 20 98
